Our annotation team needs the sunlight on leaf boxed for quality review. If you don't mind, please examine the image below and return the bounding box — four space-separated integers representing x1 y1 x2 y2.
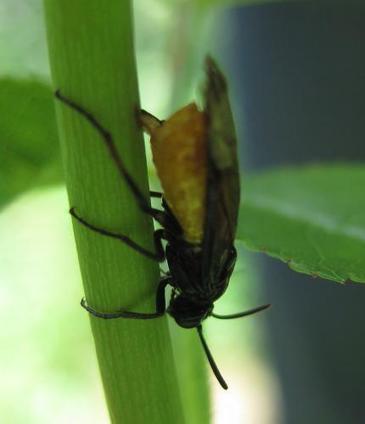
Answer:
238 164 365 283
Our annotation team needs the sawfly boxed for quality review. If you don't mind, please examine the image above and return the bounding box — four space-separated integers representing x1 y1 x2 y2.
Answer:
55 57 270 389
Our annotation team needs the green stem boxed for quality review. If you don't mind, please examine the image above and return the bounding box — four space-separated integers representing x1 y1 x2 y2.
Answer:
43 1 184 423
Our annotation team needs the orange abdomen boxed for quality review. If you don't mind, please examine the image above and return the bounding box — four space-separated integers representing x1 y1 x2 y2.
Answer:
147 103 207 243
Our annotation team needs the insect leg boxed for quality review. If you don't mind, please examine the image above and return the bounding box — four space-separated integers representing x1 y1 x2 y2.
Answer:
81 276 171 319
139 109 163 134
211 303 271 320
196 325 228 390
70 207 166 262
55 90 166 226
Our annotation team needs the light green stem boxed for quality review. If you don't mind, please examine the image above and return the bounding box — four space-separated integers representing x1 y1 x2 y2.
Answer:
43 1 184 423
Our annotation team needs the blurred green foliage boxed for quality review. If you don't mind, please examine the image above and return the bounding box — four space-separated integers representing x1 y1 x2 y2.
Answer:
0 0 50 79
0 188 108 423
0 78 61 209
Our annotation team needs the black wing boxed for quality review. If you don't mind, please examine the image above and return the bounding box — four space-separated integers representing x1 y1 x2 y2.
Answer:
202 57 240 287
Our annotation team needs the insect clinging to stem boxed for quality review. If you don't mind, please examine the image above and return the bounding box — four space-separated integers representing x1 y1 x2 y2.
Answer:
55 56 270 390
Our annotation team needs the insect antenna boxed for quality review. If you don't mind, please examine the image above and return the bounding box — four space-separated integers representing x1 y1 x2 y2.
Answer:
196 325 228 390
211 303 271 320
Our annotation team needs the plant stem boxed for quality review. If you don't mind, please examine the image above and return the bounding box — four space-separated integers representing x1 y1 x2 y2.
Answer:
43 1 184 422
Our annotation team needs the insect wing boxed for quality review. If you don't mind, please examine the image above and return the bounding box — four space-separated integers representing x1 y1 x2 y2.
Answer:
202 57 240 284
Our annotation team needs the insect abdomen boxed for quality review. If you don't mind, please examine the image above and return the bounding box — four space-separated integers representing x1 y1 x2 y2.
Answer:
144 103 208 244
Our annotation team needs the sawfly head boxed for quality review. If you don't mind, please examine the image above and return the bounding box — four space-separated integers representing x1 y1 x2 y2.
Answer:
167 292 214 329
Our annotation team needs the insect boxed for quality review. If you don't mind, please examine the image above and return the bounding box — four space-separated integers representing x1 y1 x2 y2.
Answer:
55 57 270 389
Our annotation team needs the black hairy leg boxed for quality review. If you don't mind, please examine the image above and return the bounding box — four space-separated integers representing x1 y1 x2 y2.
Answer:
70 207 166 262
80 276 170 319
55 90 166 226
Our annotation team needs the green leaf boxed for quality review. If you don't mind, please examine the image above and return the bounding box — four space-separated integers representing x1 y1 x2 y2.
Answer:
0 78 62 209
238 164 365 283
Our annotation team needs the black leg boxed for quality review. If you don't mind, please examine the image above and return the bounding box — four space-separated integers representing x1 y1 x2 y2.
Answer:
70 207 166 262
81 276 170 319
55 90 166 226
211 303 271 320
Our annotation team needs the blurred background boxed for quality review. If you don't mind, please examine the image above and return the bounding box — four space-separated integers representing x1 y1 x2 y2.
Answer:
1 1 365 423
